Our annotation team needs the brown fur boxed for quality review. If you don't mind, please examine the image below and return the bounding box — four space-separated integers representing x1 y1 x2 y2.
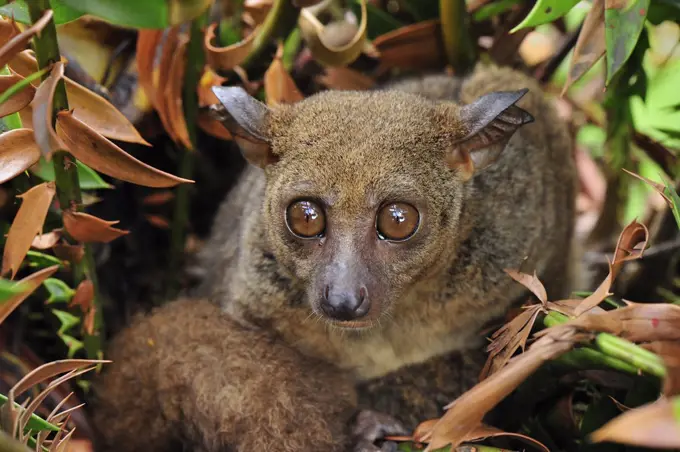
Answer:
92 64 577 451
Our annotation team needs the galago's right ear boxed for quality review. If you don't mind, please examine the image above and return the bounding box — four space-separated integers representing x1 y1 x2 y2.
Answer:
211 86 278 168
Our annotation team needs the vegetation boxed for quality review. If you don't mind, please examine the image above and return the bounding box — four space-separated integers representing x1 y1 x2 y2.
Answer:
0 0 679 451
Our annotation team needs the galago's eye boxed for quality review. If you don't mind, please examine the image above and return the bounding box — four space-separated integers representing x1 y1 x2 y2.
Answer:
286 200 326 238
376 202 419 241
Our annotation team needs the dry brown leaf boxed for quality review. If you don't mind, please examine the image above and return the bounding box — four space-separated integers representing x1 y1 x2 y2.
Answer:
165 35 192 150
480 305 543 380
504 269 548 304
244 0 272 25
423 329 579 450
53 242 84 264
264 43 303 106
0 265 59 325
543 302 680 343
562 0 605 96
0 71 36 118
590 397 680 448
145 214 170 229
622 168 671 204
611 220 648 278
155 27 181 143
413 422 549 452
32 61 68 160
374 20 444 72
298 0 369 67
573 262 614 316
10 50 150 146
204 22 260 71
142 190 175 205
62 211 129 243
136 29 164 108
643 341 680 396
0 128 41 184
0 10 52 70
31 230 61 250
0 18 20 44
1 182 56 279
55 110 193 188
316 66 376 91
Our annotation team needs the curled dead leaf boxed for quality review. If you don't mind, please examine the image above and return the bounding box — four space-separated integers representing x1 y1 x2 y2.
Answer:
574 261 614 316
298 0 369 66
0 18 20 44
62 211 129 243
155 27 181 143
10 50 150 146
480 305 543 380
55 110 193 188
1 182 56 279
204 22 260 71
135 29 163 108
0 10 52 70
53 243 84 265
0 70 36 118
32 61 68 160
145 214 170 229
264 43 303 106
142 191 175 206
504 269 548 304
70 279 94 313
611 220 648 278
562 0 605 96
373 20 444 72
424 329 580 450
0 265 59 325
165 35 193 150
0 128 41 184
31 231 61 250
545 302 680 343
590 397 680 448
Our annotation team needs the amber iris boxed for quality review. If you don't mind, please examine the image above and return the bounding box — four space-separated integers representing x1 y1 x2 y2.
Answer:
286 200 326 238
376 202 419 241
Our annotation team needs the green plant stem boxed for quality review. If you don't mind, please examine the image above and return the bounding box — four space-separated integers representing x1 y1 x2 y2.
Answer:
543 311 666 378
27 0 103 358
440 0 477 74
167 10 209 298
241 0 300 71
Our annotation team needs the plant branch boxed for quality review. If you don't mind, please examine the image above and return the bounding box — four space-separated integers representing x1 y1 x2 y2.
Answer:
168 9 209 298
27 0 103 357
440 0 477 74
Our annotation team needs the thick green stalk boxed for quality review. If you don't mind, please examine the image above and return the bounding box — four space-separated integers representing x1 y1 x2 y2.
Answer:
240 0 300 71
167 10 209 298
27 0 103 357
544 311 665 378
0 66 23 130
440 0 477 74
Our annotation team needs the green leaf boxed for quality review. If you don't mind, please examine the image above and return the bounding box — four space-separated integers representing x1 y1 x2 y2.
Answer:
349 0 403 40
25 251 64 269
604 0 651 83
57 0 212 29
0 278 26 303
663 179 680 230
30 157 113 190
0 0 84 25
59 333 84 358
43 278 75 304
51 309 80 335
474 0 523 22
0 394 60 432
511 0 581 32
0 67 49 106
673 396 680 423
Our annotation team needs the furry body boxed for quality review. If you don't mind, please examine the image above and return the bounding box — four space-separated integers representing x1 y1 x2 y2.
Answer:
92 64 576 451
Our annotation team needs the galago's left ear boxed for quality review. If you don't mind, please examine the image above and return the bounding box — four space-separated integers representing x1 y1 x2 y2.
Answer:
445 89 534 181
